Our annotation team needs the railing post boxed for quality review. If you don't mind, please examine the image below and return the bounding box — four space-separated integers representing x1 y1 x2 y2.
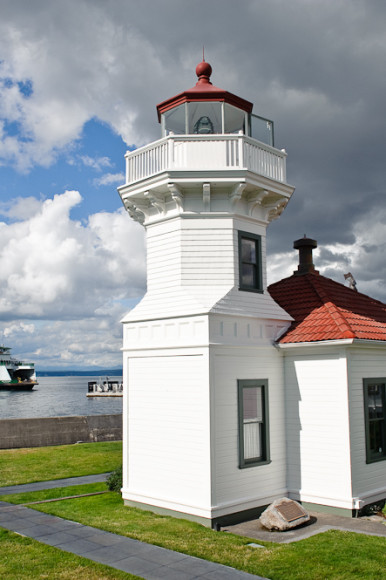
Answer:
238 134 244 168
168 136 174 170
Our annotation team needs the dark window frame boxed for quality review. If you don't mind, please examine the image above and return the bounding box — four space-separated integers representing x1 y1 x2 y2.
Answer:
363 378 386 464
238 379 270 469
238 231 263 293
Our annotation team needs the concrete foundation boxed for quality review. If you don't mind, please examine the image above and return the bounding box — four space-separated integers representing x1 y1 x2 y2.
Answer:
0 414 122 449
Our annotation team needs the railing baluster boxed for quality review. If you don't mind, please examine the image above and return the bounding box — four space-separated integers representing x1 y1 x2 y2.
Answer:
123 135 286 185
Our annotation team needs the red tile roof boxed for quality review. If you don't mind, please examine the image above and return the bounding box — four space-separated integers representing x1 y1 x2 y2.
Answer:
268 272 386 343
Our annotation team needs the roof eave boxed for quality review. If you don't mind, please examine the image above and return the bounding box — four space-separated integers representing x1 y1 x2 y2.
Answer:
156 90 253 121
276 338 386 349
276 338 355 349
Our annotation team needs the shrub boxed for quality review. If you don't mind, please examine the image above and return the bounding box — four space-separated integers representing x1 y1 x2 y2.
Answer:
106 466 122 492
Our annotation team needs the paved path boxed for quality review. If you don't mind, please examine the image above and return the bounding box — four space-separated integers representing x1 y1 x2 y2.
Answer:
0 475 266 580
0 473 111 495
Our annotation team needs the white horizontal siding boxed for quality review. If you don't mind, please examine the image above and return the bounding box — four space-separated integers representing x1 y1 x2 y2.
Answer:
348 347 386 503
284 351 352 507
180 228 236 286
123 352 212 512
212 346 287 511
146 223 181 291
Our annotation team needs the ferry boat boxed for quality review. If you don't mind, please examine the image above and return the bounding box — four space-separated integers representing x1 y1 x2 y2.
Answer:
0 345 38 390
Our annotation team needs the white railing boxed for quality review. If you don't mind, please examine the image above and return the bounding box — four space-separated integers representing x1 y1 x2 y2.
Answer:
125 134 287 185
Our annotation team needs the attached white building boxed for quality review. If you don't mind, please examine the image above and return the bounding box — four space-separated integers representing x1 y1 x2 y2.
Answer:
118 61 386 527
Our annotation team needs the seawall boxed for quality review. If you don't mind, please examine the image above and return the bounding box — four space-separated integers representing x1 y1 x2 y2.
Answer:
0 414 122 449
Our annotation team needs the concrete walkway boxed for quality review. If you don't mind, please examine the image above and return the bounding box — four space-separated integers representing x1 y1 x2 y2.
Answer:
0 475 266 580
0 472 111 495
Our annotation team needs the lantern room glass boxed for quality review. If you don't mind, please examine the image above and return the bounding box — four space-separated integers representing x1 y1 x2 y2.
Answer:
224 103 246 134
162 103 186 135
162 101 248 136
161 102 274 146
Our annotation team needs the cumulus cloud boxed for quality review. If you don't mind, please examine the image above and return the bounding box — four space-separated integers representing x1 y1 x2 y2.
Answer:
0 190 146 320
80 155 112 171
0 190 146 367
93 172 125 187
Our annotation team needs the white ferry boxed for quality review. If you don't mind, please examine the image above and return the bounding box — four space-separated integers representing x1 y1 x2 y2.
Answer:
0 345 38 390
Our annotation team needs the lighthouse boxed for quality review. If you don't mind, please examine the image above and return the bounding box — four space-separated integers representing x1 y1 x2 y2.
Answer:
118 60 295 527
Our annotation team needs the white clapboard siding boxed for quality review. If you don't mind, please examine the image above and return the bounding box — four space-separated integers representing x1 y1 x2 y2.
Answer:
284 350 353 508
145 217 267 292
347 347 386 503
122 351 212 515
211 347 287 514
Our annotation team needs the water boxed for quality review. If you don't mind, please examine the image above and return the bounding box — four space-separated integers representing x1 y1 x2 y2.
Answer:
0 376 123 419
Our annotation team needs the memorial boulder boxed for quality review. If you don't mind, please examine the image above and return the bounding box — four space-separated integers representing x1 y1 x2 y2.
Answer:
259 498 310 531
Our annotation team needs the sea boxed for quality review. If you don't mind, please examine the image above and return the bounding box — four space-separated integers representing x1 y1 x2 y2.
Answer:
0 376 123 420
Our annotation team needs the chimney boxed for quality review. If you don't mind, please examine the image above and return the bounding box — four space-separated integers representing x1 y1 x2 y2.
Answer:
293 235 319 276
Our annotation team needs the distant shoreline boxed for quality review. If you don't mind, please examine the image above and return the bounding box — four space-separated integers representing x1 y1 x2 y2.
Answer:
37 369 123 377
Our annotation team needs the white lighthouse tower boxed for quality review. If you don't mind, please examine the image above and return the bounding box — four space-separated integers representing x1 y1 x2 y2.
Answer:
118 60 295 527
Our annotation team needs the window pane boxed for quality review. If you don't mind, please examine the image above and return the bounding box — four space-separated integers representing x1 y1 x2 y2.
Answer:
244 422 261 459
241 238 256 263
163 104 186 135
250 114 274 146
370 421 384 454
188 102 222 134
224 103 245 134
368 384 384 419
241 264 256 287
243 387 262 421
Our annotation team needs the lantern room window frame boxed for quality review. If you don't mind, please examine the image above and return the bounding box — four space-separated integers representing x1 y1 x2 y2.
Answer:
160 102 274 146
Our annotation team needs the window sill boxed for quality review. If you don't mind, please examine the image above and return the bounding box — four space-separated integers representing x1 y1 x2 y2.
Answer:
238 287 264 294
366 455 386 464
239 459 271 469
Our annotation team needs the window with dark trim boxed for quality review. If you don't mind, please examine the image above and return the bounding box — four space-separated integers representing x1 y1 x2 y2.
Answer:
238 231 262 292
238 379 270 468
363 379 386 464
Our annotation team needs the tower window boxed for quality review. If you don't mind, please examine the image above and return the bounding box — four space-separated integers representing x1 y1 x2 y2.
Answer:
238 231 262 292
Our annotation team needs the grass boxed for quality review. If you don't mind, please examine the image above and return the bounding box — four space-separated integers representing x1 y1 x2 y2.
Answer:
1 443 386 579
3 486 386 580
0 527 141 579
0 441 122 486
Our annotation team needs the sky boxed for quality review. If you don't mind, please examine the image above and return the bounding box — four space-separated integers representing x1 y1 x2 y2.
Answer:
1 0 386 370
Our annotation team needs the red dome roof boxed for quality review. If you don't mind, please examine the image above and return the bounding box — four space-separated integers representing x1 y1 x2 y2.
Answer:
156 60 253 122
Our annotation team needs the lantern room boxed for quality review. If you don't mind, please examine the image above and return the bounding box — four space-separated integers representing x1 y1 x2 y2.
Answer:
157 60 274 146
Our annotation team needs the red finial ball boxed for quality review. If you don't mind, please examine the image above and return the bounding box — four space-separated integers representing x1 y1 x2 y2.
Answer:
196 60 212 82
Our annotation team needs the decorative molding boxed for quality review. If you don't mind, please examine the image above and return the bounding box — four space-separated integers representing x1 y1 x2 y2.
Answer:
168 183 184 212
229 183 247 208
144 191 166 215
247 190 269 216
265 199 288 222
123 199 146 224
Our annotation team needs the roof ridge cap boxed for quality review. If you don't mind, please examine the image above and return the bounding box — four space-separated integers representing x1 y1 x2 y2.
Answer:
308 274 356 338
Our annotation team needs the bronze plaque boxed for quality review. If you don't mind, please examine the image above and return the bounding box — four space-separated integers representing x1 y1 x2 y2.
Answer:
276 501 307 523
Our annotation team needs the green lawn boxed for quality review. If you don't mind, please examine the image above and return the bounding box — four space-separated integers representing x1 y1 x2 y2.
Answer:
0 528 140 580
0 441 122 486
2 485 386 580
1 443 386 579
